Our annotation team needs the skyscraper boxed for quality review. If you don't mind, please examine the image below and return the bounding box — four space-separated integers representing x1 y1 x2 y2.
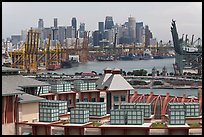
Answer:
105 16 114 30
128 16 136 43
98 22 104 33
71 17 77 38
66 26 75 38
38 19 44 29
136 22 143 43
58 26 66 43
144 25 153 48
79 23 85 38
54 18 58 28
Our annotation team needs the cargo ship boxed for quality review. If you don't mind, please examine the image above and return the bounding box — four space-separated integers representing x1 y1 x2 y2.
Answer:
61 55 79 68
119 54 140 61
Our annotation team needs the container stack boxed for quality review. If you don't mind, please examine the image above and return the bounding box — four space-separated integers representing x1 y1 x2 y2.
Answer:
39 107 59 122
126 109 144 125
75 102 106 116
70 108 89 124
135 103 151 118
39 100 67 115
110 109 126 125
184 102 200 117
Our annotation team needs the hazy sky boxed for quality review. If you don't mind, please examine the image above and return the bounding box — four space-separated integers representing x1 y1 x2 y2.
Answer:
2 2 202 42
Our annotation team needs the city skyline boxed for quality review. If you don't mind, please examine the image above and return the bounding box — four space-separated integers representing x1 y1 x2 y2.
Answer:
2 2 202 42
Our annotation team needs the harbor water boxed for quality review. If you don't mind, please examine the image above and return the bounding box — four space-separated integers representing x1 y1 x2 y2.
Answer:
44 58 175 75
40 58 198 97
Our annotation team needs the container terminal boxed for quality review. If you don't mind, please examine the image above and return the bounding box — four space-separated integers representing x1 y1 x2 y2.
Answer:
2 21 202 135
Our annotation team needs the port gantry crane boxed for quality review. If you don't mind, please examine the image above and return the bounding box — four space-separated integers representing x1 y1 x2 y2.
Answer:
171 20 202 76
9 29 90 72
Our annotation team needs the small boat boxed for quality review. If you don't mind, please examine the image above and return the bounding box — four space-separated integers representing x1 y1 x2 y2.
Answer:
96 56 114 61
48 62 61 70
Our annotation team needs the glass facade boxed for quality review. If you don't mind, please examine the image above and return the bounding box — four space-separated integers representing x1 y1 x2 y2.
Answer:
70 108 89 124
110 109 144 125
39 100 67 114
38 86 50 94
39 107 59 122
110 109 126 125
184 102 200 117
126 109 144 125
76 102 106 116
135 103 151 118
168 109 185 125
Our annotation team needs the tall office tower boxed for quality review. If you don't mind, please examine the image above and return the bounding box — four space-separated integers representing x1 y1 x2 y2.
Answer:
71 17 77 38
128 16 136 43
136 22 143 43
144 25 153 48
21 29 28 42
79 23 85 38
66 26 75 38
92 30 103 46
54 18 58 28
98 22 104 33
11 35 21 45
38 19 44 29
43 27 52 40
58 26 66 44
52 27 58 40
105 16 114 30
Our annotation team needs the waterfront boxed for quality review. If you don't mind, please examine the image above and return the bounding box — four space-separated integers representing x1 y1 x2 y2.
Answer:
37 58 199 97
134 88 198 97
42 58 175 75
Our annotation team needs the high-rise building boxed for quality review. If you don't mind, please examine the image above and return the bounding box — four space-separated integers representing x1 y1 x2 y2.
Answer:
21 29 28 42
38 19 44 30
52 27 58 40
79 23 85 38
71 17 77 38
66 26 75 38
54 18 58 28
58 26 66 43
98 22 104 33
92 30 103 46
105 16 114 30
128 16 136 43
11 35 21 45
136 22 143 43
144 25 153 48
43 27 52 40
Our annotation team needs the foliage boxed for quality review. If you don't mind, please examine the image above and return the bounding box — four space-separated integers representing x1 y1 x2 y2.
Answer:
133 69 148 76
189 123 202 127
151 122 166 128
